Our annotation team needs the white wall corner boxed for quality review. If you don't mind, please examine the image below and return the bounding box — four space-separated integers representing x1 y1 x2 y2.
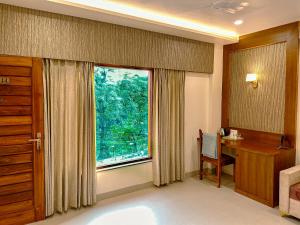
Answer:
208 44 223 133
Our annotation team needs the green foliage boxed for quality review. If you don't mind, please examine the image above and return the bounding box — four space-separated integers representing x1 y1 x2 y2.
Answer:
94 66 149 166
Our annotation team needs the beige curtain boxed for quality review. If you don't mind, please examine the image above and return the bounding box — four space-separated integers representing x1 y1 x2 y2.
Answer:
152 69 185 186
43 59 96 216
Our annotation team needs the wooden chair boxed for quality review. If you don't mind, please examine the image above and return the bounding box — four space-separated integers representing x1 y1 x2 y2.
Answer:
198 129 235 188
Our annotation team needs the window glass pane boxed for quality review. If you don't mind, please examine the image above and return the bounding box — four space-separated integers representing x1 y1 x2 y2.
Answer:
94 66 150 167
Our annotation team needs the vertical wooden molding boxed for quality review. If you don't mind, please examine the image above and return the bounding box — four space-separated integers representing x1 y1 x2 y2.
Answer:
284 25 299 147
32 58 45 220
221 44 236 127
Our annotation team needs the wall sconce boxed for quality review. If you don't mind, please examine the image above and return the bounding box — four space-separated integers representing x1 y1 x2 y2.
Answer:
246 73 258 88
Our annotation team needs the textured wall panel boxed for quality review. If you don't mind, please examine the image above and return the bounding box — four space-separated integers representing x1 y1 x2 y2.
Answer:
229 43 286 133
0 4 214 73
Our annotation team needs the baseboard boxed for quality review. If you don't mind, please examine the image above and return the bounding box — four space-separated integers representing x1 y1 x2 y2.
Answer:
97 171 201 201
96 182 154 201
96 169 225 201
185 170 199 178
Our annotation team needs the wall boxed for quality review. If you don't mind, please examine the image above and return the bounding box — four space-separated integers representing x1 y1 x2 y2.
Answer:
208 44 224 133
96 162 153 194
184 74 210 173
229 43 286 133
96 44 224 195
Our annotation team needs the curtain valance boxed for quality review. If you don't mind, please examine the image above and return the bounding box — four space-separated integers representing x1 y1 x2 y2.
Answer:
0 4 214 73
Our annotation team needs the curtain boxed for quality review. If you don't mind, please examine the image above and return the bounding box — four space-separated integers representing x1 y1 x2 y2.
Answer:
152 69 185 186
43 59 96 216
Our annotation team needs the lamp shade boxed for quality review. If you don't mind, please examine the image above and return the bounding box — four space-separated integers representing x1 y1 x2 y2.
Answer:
246 73 257 82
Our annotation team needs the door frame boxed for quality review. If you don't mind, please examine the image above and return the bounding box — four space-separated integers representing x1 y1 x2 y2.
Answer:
32 58 45 220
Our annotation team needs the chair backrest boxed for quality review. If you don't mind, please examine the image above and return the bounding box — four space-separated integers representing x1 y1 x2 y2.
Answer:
198 129 221 159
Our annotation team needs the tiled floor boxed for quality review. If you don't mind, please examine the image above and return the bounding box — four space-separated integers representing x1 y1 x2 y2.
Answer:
32 176 300 225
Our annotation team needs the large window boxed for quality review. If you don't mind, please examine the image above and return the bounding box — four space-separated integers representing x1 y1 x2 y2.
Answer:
94 66 151 168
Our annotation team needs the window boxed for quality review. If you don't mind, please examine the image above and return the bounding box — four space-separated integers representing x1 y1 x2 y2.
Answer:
94 66 151 168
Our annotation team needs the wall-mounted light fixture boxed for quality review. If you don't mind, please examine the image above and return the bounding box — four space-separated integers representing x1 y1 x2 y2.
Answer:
246 73 258 88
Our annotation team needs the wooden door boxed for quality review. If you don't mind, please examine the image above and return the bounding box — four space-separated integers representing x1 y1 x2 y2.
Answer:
235 149 274 206
0 56 45 224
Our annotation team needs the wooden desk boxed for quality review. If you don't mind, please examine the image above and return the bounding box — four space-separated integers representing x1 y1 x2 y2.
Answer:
222 139 295 207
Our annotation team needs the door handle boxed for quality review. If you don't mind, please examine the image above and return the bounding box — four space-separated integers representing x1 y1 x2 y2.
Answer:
28 132 41 151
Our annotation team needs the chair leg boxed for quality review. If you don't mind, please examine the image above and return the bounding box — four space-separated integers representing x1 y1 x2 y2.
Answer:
200 159 203 180
217 165 221 188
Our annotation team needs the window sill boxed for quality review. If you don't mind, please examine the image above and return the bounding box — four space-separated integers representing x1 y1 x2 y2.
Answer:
97 158 152 172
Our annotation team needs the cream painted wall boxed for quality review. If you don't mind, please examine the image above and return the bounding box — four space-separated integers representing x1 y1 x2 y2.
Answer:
96 44 224 195
96 162 153 194
184 73 210 173
208 44 223 133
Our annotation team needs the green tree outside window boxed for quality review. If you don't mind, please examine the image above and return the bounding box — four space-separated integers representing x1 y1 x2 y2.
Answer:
94 66 150 167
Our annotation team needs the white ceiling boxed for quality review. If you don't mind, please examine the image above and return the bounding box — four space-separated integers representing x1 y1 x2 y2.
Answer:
108 0 300 35
0 0 299 44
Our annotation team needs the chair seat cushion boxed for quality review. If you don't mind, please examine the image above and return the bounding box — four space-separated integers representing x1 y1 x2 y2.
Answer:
290 182 300 201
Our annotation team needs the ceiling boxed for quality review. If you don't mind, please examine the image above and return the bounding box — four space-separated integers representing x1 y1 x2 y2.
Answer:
107 0 300 34
0 0 299 44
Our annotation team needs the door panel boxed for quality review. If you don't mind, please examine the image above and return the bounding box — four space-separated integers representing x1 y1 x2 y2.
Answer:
0 56 45 224
0 66 31 76
0 200 33 216
0 191 33 206
0 173 33 186
0 154 32 166
0 182 32 196
0 96 32 105
0 125 32 136
0 144 33 156
0 164 33 176
0 135 32 145
0 116 32 126
0 77 32 86
0 209 35 225
0 86 32 96
0 106 32 116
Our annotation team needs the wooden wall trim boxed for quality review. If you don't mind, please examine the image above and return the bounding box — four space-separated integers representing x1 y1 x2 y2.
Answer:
238 23 298 49
221 44 236 127
32 58 45 221
284 23 299 148
222 22 299 147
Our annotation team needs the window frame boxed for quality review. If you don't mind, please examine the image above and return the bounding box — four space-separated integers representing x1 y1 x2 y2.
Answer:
94 63 153 170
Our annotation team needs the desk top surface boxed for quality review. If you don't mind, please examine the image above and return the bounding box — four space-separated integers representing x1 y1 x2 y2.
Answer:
197 137 294 156
222 139 293 156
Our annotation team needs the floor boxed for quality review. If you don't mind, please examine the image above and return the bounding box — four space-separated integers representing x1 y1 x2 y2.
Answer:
32 176 300 225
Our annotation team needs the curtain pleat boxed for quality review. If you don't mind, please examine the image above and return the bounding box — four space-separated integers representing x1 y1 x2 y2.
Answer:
43 59 96 216
152 69 185 186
